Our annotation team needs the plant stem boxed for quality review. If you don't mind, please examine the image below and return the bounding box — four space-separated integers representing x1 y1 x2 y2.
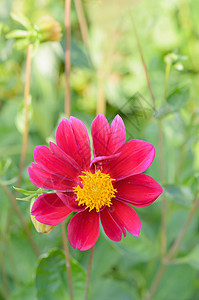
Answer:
61 222 74 300
63 3 74 300
166 196 199 261
145 195 199 300
163 63 171 102
16 44 33 192
96 74 106 115
0 245 10 297
131 15 156 110
1 185 40 257
65 0 71 118
84 246 94 300
73 0 89 46
158 121 167 257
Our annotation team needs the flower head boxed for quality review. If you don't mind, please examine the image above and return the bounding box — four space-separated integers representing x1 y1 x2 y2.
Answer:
36 15 62 42
29 114 163 251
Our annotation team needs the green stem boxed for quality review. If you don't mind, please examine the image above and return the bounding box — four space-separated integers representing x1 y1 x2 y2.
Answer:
84 246 94 300
61 222 74 300
131 14 156 110
65 0 71 117
73 0 89 47
145 195 199 300
158 121 167 257
16 44 33 193
163 63 171 102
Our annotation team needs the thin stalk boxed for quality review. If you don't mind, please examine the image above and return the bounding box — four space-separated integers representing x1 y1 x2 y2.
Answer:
16 44 33 192
145 195 199 300
61 223 74 300
166 196 199 261
163 63 171 102
0 246 10 297
73 0 89 46
158 121 167 257
131 15 156 110
84 246 94 300
96 74 106 115
1 185 40 257
65 0 71 118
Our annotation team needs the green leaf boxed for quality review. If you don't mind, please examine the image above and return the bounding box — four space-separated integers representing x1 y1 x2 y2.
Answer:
15 97 33 134
16 195 35 202
91 278 139 300
0 158 12 176
8 282 36 300
35 249 86 300
154 86 189 119
10 13 32 30
175 245 199 270
13 187 41 196
164 184 194 206
6 30 29 39
153 265 196 300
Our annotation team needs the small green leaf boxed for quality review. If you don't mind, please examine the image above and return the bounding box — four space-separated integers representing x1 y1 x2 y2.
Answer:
10 13 32 30
0 158 12 176
15 97 33 134
13 187 40 196
6 30 29 39
16 195 35 202
35 249 86 300
164 184 194 206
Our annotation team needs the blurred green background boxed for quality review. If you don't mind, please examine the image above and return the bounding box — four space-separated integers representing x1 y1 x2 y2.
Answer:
0 0 199 299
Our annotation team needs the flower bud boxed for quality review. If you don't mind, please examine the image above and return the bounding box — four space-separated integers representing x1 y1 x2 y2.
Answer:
36 15 62 43
30 199 55 234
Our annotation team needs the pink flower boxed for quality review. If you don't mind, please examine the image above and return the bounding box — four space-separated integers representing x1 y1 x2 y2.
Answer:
29 114 163 251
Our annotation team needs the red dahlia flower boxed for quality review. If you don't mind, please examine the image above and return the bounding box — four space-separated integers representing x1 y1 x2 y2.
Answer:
29 114 163 250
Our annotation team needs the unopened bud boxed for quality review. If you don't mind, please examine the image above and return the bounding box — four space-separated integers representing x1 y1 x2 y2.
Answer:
30 199 55 234
36 15 62 42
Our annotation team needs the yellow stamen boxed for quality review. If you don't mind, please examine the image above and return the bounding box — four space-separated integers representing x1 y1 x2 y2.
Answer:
73 170 117 212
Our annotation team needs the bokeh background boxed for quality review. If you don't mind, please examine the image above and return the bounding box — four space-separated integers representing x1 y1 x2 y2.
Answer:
0 0 199 299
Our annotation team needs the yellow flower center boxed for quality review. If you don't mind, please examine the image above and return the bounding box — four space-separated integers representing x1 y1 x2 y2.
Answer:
73 170 117 212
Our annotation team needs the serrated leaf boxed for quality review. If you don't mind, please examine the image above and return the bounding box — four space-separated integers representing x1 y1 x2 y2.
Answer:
35 249 86 300
164 184 194 206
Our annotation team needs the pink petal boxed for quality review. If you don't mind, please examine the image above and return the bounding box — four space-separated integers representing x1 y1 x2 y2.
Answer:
100 139 155 180
29 164 75 191
33 145 81 180
31 193 72 226
67 210 100 251
109 114 126 153
115 174 163 207
100 207 123 241
57 193 85 211
56 117 91 169
91 114 126 157
107 200 141 237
